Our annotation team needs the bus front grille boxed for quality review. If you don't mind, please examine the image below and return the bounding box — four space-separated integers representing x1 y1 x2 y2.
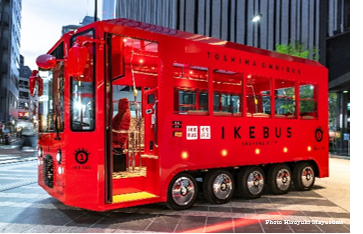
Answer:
43 155 54 188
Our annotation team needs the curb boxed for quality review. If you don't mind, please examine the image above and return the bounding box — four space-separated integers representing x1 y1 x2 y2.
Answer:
329 154 350 160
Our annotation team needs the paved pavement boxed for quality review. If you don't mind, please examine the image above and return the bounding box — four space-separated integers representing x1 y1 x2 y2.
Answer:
0 148 36 165
0 156 351 233
0 140 37 165
0 161 38 192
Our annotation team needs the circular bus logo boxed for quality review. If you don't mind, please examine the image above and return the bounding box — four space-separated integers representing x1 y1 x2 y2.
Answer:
74 149 90 164
315 127 323 142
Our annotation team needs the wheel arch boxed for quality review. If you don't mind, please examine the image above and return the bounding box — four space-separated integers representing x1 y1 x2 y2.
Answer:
287 160 320 178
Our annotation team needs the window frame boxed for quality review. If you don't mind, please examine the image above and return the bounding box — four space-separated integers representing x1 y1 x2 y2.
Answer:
274 78 297 119
245 75 272 118
173 63 209 115
299 83 318 120
69 28 96 132
38 43 65 133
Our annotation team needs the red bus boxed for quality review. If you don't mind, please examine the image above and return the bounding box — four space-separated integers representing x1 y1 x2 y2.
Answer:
31 18 328 211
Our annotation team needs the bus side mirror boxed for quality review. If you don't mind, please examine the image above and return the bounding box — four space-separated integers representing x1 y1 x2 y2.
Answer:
36 54 57 70
67 42 88 77
67 36 105 77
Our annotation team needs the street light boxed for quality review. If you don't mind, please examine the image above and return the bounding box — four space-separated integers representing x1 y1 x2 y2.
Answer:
252 14 263 48
252 14 263 22
94 0 98 22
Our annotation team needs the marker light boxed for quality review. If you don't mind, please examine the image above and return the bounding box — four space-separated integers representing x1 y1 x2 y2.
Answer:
307 146 312 151
222 150 228 157
139 59 144 64
182 152 188 159
255 149 260 154
56 149 62 164
283 147 288 153
38 147 43 157
58 166 63 175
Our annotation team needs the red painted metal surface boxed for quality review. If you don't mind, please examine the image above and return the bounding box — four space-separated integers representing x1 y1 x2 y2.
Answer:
36 18 329 211
36 54 57 70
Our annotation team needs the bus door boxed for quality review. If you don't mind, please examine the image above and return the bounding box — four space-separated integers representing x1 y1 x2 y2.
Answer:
144 88 158 155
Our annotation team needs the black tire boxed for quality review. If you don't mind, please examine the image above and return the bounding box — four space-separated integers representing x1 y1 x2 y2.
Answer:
293 162 316 191
203 169 234 204
267 164 292 195
238 166 265 199
167 173 198 210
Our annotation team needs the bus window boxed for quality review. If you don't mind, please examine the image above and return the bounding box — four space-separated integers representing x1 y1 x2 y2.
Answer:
174 89 208 115
175 89 196 112
70 30 95 131
246 75 271 118
213 70 243 116
38 43 65 133
38 67 64 132
274 79 296 119
299 83 318 119
173 63 209 115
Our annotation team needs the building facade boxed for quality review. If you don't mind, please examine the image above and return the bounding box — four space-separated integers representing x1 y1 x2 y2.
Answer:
18 55 33 121
115 0 350 156
102 0 115 20
62 16 100 35
325 0 350 156
0 0 22 124
116 0 328 60
115 0 348 62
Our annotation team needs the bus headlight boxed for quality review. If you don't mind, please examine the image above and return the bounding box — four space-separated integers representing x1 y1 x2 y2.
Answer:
38 147 43 157
56 150 62 164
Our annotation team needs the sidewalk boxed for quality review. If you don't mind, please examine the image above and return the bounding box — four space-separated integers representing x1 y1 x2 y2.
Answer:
0 136 36 156
0 147 36 157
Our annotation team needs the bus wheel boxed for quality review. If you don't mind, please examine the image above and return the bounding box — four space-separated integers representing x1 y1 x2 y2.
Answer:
238 166 265 199
203 170 234 204
167 173 198 210
268 164 292 195
293 162 316 191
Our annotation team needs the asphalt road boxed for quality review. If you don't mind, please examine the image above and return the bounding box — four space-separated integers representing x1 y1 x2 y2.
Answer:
0 156 350 233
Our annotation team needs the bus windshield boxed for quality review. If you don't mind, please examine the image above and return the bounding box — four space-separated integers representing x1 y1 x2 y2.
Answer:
38 62 65 133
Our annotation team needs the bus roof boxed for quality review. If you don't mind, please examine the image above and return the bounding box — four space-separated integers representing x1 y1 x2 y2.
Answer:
101 18 324 68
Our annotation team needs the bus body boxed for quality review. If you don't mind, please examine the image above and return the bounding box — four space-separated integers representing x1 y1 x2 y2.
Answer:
34 18 328 211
